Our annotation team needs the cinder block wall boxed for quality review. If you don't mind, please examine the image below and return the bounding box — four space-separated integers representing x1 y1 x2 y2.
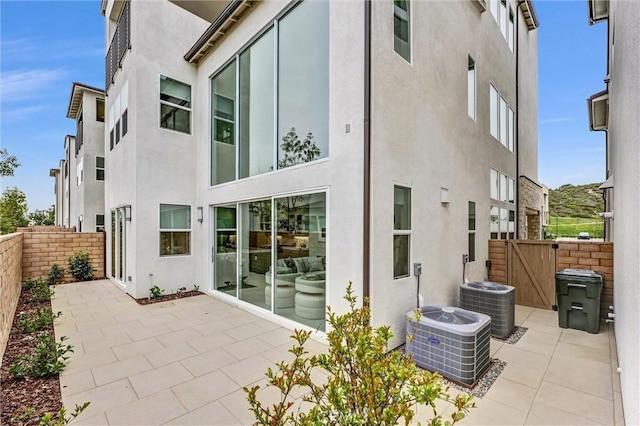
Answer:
0 233 23 365
558 241 614 319
488 240 614 318
19 227 105 281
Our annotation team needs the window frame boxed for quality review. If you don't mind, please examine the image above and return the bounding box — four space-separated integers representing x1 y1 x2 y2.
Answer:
159 203 192 257
393 0 411 63
97 99 105 122
468 55 476 120
96 156 105 181
468 201 476 262
393 185 411 279
159 75 192 134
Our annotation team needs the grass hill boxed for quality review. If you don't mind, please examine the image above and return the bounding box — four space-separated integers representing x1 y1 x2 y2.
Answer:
548 183 604 218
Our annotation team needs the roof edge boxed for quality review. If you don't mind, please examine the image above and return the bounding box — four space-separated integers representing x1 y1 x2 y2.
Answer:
184 0 246 64
517 0 540 30
66 82 105 119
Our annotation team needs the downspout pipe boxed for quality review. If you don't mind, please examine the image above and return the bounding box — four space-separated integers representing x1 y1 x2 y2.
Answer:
515 3 520 239
363 0 372 305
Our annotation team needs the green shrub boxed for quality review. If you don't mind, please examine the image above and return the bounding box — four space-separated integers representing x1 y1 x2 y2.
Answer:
19 307 62 333
22 277 46 290
245 282 474 425
9 333 73 379
149 285 164 299
29 281 55 303
39 402 90 426
47 264 65 285
68 251 95 282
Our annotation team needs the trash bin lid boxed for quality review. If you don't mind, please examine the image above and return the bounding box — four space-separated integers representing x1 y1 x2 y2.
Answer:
556 268 603 282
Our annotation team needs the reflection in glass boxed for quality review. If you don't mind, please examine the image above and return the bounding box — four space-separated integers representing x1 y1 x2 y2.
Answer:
239 200 272 309
278 1 329 168
212 61 237 185
214 206 237 296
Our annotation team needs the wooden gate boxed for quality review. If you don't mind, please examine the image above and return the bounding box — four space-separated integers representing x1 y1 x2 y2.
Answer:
506 240 557 309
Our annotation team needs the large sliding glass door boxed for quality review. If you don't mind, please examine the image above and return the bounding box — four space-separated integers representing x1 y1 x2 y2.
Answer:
110 207 127 285
211 192 326 330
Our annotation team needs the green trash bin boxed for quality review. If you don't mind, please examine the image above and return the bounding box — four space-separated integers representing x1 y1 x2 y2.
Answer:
556 269 603 334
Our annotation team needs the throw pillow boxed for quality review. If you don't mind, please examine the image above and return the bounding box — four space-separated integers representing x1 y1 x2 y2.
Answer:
283 257 297 273
293 257 307 273
305 256 324 272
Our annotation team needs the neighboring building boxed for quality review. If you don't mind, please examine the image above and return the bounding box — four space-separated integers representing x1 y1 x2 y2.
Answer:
54 83 106 232
101 0 540 346
587 0 640 423
49 167 63 226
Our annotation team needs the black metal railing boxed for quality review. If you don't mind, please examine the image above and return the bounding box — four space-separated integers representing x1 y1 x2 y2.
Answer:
105 0 131 91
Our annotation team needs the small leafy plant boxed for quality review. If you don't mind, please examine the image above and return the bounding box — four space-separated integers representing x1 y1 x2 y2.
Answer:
22 277 46 290
149 285 164 299
29 280 55 303
192 284 200 292
47 264 65 285
176 286 187 297
68 251 95 282
245 282 475 425
9 333 74 379
39 402 91 426
19 307 62 333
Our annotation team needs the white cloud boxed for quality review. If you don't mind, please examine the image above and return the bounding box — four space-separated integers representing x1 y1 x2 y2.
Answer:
0 68 67 102
539 117 572 124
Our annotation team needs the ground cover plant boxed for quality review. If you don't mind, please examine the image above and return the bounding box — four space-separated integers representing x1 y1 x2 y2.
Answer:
68 251 95 282
134 284 203 306
0 277 88 424
246 282 474 425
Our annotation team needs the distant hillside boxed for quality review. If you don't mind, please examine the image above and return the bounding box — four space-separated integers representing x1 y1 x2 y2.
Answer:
549 183 604 218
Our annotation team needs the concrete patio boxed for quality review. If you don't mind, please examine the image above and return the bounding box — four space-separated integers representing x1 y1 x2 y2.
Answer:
52 280 624 425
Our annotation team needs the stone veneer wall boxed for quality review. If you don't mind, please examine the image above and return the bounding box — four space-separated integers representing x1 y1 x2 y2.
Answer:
488 239 614 318
0 233 23 365
519 176 543 239
18 226 105 281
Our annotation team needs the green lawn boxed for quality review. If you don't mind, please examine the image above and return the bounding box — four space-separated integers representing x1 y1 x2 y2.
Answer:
546 217 605 238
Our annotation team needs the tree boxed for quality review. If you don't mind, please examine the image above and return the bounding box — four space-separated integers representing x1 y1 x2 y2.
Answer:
0 187 29 234
278 127 321 169
29 205 55 226
0 149 20 177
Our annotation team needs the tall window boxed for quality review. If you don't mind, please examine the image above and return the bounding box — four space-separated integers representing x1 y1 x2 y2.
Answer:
508 107 515 152
393 186 411 279
96 214 105 232
490 168 499 199
490 207 515 240
468 201 476 262
508 9 515 52
394 1 411 62
490 84 498 139
108 81 128 149
76 158 83 186
159 204 191 256
468 56 476 120
97 99 105 122
160 76 191 134
211 61 237 185
210 0 329 186
499 0 508 38
96 156 105 181
499 96 508 146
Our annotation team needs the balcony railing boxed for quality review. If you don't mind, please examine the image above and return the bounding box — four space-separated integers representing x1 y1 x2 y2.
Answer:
105 0 131 91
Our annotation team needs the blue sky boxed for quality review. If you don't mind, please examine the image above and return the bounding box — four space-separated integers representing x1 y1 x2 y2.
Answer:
1 1 608 212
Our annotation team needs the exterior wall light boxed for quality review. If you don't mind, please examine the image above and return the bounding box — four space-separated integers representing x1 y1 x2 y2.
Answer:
197 206 204 223
124 205 132 221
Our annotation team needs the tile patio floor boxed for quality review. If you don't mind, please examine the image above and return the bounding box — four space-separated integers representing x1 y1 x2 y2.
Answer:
52 280 624 425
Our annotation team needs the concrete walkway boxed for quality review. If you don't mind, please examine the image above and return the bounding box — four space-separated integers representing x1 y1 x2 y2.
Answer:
52 280 623 425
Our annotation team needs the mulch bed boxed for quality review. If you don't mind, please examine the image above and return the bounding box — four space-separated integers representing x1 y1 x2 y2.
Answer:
133 290 204 305
0 287 63 425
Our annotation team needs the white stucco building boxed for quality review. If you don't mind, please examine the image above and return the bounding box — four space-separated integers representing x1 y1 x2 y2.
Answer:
101 0 540 346
587 0 640 423
51 83 106 231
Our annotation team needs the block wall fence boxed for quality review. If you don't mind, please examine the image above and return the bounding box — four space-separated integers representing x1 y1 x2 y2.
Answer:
1 227 105 361
0 233 23 365
488 239 613 318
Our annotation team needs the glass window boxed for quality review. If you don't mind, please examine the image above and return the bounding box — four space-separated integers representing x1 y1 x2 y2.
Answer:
490 84 498 139
214 206 237 294
490 168 499 199
211 61 237 185
500 208 508 239
278 0 329 169
96 214 105 232
490 206 500 239
499 0 508 38
508 9 515 52
499 96 508 147
500 173 508 202
159 204 191 256
160 75 191 133
508 107 515 153
508 177 515 203
239 29 275 178
393 186 411 279
490 0 498 20
96 156 105 181
468 56 476 120
97 99 105 122
508 210 516 239
394 0 411 62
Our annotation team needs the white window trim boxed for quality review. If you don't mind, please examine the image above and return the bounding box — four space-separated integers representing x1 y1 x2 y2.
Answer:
468 55 476 120
159 74 192 135
159 203 192 257
393 0 412 63
393 185 412 280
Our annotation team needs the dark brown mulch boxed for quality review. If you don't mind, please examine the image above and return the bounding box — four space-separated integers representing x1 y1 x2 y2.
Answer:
133 290 204 305
0 288 63 425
